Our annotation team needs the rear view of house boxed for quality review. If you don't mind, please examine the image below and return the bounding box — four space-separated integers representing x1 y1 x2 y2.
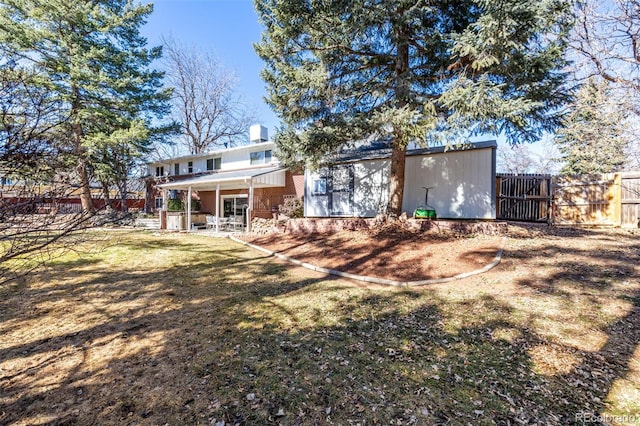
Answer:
147 125 496 231
146 125 304 231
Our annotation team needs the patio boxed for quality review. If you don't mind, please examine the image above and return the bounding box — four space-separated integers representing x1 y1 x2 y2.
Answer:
199 214 245 232
157 166 287 233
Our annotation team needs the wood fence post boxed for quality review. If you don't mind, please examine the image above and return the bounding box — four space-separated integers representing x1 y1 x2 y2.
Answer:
611 173 622 227
496 175 501 218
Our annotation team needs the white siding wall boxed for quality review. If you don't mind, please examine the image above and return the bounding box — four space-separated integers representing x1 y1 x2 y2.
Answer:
149 164 162 177
304 169 329 217
353 160 390 217
402 148 495 219
149 142 277 177
304 146 495 219
254 170 285 187
221 149 251 170
221 144 276 171
190 159 207 174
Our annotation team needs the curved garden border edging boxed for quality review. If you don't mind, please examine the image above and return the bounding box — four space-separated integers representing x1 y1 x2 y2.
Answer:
230 236 507 288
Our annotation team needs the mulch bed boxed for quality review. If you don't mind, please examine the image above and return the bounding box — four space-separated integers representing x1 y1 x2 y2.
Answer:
241 229 504 281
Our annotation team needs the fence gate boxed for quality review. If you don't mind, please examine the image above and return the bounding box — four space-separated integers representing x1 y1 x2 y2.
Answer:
496 174 552 222
621 174 640 227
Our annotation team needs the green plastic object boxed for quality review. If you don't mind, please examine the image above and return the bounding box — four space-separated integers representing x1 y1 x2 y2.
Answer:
414 208 437 219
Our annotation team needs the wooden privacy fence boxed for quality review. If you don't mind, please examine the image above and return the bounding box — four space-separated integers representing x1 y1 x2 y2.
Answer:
621 174 640 227
496 174 552 223
496 172 640 227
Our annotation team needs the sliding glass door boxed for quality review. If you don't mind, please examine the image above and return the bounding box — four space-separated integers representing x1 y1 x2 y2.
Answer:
222 195 248 219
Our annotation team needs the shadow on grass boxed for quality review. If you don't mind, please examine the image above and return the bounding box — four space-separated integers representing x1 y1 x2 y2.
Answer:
0 229 638 425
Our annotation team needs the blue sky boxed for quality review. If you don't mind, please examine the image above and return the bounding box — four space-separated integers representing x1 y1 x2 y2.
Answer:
142 0 280 135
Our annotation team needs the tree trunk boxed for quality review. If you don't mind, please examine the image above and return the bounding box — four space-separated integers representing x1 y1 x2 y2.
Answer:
70 85 95 215
386 139 407 216
101 182 113 212
119 179 128 213
74 129 95 215
386 22 410 216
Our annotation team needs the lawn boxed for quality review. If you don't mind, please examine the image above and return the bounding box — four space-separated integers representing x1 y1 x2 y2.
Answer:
0 227 639 425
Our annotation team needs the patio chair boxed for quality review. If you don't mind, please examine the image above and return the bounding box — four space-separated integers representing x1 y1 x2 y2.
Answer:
229 215 245 232
205 215 217 229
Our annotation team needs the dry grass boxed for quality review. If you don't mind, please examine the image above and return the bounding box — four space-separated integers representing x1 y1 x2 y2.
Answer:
0 226 639 425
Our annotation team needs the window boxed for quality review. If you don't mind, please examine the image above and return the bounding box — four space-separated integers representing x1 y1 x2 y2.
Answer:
188 161 193 173
154 198 163 209
174 163 180 175
250 151 263 165
206 157 221 171
250 150 272 165
313 178 327 195
155 166 164 177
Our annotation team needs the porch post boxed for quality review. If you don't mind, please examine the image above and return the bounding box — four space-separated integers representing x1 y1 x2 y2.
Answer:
187 186 192 231
247 180 254 233
215 184 220 233
161 189 168 230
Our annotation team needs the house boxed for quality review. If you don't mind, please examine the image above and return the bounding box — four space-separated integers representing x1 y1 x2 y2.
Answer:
146 125 304 232
147 124 497 232
304 141 497 219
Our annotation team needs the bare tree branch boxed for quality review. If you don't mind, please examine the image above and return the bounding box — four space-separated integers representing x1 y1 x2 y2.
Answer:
0 56 101 285
570 1 640 87
567 0 640 171
162 37 256 154
497 139 561 175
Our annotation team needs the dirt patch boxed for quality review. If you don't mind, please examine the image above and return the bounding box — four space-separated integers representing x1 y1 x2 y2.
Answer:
241 228 504 281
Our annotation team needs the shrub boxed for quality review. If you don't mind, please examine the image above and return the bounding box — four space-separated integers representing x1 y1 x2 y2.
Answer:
278 197 303 218
167 199 183 211
167 198 201 211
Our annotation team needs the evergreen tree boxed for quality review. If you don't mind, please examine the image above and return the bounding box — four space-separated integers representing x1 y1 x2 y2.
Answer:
255 0 572 215
556 78 628 175
0 56 65 180
0 0 172 213
89 120 149 211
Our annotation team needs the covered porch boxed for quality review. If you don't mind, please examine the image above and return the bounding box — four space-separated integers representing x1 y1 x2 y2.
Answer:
157 167 286 233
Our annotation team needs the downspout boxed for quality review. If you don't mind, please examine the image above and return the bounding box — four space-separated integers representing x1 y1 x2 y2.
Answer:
247 179 254 233
215 184 220 233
